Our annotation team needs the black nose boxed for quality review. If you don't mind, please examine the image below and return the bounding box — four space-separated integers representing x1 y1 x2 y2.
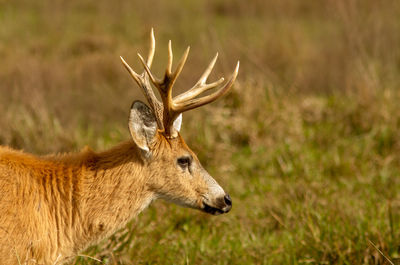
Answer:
224 194 232 206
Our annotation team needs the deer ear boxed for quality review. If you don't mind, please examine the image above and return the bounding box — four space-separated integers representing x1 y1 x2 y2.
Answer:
173 114 182 133
128 101 158 154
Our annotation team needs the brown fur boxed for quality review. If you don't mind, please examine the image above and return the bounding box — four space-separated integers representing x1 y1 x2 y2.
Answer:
0 134 215 264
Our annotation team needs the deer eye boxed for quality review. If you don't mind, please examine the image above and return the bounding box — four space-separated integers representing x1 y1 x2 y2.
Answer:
177 156 192 169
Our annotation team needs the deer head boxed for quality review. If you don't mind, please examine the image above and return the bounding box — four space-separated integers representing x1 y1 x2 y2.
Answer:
120 29 239 215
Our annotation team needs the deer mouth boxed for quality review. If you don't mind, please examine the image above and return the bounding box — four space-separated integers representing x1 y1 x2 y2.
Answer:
202 202 225 215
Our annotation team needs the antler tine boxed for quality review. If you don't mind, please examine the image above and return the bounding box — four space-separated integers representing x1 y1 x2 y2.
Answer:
122 28 156 83
120 56 141 84
137 53 160 85
138 41 190 90
198 52 219 85
147 28 156 68
120 29 156 81
166 40 173 75
173 61 240 113
173 53 225 104
169 46 190 88
173 77 225 104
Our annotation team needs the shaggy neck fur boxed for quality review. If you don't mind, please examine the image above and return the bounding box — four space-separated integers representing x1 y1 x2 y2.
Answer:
0 141 156 264
73 141 155 253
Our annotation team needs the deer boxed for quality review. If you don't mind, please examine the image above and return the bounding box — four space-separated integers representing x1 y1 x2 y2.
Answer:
0 29 239 265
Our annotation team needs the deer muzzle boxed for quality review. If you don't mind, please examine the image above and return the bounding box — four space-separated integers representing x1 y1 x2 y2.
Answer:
203 193 232 215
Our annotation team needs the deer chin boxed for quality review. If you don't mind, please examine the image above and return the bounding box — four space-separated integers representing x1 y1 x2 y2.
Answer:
202 202 226 215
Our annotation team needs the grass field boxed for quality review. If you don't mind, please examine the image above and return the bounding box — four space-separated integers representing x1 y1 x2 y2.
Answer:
1 0 400 264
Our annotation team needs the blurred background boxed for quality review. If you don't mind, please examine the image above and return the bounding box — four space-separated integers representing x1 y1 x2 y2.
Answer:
1 0 400 264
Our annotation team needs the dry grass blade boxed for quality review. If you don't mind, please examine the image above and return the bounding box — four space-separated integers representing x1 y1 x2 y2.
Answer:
368 239 394 265
77 254 104 264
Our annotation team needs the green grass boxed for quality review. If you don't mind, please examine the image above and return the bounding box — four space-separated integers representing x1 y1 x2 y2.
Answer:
1 0 400 264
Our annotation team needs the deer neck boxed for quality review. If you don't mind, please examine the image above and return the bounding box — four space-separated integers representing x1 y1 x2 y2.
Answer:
73 141 156 253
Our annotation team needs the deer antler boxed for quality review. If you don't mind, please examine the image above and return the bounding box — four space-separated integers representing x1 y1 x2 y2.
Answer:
120 29 240 138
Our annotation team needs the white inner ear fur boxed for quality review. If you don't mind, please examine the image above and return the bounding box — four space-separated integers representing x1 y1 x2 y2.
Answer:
129 117 150 152
128 101 158 154
173 114 182 132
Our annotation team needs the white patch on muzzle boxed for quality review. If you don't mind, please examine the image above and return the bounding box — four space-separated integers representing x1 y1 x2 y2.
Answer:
202 171 225 200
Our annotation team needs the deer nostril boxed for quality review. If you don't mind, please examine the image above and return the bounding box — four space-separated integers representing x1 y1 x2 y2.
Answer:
224 194 232 206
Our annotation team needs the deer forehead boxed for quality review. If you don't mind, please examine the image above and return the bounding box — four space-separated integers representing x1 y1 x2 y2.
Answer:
161 133 191 152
